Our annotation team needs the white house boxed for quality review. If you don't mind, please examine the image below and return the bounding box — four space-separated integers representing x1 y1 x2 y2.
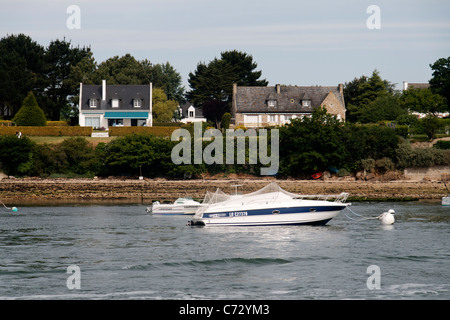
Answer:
79 80 153 128
179 102 206 124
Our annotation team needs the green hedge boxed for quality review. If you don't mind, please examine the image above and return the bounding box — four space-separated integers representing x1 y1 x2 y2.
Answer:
109 126 178 137
46 121 69 126
0 126 92 136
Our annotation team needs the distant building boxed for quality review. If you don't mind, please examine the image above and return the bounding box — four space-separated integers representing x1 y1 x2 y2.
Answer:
231 83 346 127
403 81 430 91
178 102 206 124
79 80 152 128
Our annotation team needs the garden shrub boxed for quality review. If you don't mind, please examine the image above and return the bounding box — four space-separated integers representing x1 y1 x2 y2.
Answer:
13 92 47 126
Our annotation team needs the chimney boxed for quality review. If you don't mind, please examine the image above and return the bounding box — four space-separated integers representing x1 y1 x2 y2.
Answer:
276 84 281 94
102 79 106 101
403 81 408 91
338 83 343 95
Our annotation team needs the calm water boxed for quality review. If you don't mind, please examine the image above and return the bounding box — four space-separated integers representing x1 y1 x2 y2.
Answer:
0 201 448 300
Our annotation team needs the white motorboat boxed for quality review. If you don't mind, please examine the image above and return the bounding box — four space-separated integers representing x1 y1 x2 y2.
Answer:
146 197 203 215
188 182 350 227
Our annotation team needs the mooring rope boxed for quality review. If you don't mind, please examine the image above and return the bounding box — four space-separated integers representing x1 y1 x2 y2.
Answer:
0 200 11 210
344 206 379 221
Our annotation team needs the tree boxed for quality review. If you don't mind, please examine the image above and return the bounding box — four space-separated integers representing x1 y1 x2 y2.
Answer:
0 34 46 117
152 88 178 122
344 70 395 122
187 50 267 126
400 88 447 115
279 107 345 176
41 39 91 120
13 91 46 126
151 62 185 103
95 54 146 85
429 56 450 107
202 100 229 128
422 114 443 140
93 54 185 103
187 57 238 107
358 93 407 123
220 50 268 87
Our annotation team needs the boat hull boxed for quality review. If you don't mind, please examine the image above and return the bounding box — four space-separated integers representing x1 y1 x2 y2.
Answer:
442 196 450 206
147 204 202 215
191 205 347 227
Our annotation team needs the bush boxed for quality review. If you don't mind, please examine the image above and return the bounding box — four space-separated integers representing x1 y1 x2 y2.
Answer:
109 126 178 137
434 140 450 149
396 141 450 169
0 135 35 176
221 113 231 130
47 121 69 126
101 134 177 177
375 157 395 173
13 91 47 126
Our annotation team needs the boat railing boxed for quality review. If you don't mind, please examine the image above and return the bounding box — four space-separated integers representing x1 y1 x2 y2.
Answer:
295 192 349 203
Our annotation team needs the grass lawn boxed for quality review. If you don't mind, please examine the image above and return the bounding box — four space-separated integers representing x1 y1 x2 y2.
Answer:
29 136 116 146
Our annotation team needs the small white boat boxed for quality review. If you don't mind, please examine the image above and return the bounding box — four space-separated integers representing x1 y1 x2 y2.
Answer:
442 196 450 206
188 182 350 227
146 197 203 215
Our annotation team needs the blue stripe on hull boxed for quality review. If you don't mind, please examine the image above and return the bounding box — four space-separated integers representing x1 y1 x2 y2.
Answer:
204 206 346 219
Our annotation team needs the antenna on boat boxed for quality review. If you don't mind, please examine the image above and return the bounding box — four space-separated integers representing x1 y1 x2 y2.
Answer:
230 184 243 195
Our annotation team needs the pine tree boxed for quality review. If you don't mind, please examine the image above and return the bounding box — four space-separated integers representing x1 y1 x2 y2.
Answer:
13 91 47 126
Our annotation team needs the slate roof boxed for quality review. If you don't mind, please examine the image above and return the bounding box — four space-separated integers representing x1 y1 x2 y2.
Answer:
407 83 430 90
235 85 344 113
80 84 151 111
179 102 204 118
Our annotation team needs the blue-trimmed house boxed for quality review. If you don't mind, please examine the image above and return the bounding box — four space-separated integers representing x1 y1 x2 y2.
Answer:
79 80 152 128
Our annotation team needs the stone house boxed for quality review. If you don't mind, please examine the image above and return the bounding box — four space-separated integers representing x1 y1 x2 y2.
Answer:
231 83 346 127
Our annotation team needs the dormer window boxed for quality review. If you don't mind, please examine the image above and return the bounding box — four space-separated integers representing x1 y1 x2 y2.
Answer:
89 99 98 108
112 99 120 108
302 100 311 107
267 100 277 107
133 99 142 108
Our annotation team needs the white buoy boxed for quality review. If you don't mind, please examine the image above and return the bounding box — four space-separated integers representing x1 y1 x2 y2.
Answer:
378 209 395 225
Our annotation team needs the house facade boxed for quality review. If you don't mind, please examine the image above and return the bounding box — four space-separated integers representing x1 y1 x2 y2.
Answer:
79 80 152 128
231 83 346 127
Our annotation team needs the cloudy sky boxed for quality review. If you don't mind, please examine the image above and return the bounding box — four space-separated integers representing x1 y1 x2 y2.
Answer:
1 0 449 90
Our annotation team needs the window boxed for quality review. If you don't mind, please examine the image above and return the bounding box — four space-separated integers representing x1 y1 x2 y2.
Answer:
85 117 100 128
133 99 142 108
267 100 277 107
245 115 258 124
131 119 147 126
189 111 194 118
108 119 123 127
269 115 277 122
302 100 311 107
89 99 97 108
112 99 119 108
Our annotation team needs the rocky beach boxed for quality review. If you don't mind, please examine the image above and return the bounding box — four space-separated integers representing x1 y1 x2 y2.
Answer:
0 176 448 205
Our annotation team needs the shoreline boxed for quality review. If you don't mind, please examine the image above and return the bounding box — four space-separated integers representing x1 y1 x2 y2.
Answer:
0 177 448 205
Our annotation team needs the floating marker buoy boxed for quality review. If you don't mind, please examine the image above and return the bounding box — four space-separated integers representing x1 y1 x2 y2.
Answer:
378 209 395 225
11 207 18 212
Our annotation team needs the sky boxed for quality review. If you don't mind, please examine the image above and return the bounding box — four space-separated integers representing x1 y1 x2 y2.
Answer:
1 0 449 91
